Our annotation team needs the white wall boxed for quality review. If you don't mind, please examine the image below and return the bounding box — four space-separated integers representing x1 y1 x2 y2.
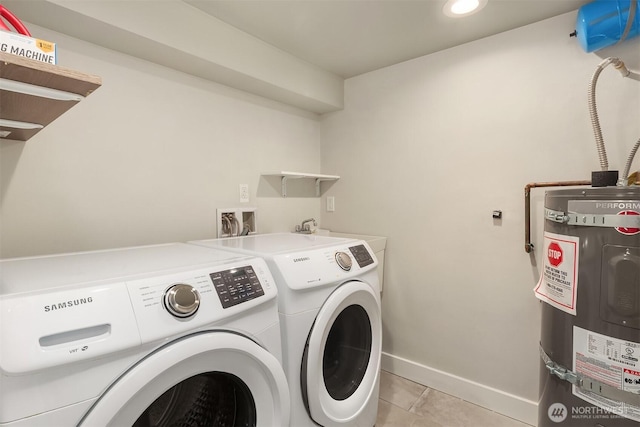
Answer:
320 12 640 425
0 24 323 258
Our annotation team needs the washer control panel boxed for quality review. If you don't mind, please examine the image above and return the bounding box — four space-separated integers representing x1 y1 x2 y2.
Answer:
210 265 265 309
125 257 275 343
0 251 277 375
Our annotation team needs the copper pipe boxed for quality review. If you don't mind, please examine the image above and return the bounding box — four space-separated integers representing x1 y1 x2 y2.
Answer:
524 180 591 253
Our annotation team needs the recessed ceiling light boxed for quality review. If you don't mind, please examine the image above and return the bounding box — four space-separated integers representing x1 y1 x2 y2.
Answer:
443 0 488 17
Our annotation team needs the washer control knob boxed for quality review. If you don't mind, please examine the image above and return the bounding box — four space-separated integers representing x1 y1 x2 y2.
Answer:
164 284 200 318
335 251 352 271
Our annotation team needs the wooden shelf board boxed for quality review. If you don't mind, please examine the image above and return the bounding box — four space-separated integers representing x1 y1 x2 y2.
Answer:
0 53 102 141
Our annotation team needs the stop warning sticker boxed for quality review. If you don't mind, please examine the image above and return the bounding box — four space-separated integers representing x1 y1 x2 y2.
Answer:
616 210 640 236
534 231 580 316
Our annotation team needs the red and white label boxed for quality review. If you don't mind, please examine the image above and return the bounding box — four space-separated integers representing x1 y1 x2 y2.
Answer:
534 232 580 316
616 210 640 236
547 242 563 267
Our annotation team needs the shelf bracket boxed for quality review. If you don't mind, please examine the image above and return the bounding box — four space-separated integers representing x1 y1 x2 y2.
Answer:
266 172 340 197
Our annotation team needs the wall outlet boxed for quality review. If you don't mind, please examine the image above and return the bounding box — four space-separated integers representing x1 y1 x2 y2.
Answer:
327 196 335 212
239 184 249 203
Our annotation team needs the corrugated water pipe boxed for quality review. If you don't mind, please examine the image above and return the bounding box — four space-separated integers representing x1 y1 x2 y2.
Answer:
524 180 591 253
589 57 640 187
588 57 630 172
621 139 640 185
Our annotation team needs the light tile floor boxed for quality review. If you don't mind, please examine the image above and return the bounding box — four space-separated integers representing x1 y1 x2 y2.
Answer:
376 370 533 427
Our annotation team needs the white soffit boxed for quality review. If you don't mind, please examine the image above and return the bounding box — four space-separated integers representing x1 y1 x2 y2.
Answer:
2 0 344 114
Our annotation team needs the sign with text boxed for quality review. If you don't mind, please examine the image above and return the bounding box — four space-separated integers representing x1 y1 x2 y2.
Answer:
534 232 580 315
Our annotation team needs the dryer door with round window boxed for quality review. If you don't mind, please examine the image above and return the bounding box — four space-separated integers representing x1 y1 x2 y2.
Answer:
302 280 382 425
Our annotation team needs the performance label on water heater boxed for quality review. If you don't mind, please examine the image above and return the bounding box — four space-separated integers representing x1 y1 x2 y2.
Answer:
568 200 640 236
534 231 580 315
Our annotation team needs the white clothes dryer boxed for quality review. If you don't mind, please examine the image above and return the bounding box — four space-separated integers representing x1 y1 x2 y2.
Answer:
190 233 382 427
0 243 289 427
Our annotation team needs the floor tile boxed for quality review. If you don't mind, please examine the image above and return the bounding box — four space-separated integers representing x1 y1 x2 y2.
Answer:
378 370 428 411
409 388 531 427
377 399 444 427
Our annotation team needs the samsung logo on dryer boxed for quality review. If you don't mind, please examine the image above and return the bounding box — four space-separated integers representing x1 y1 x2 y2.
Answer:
44 297 93 312
293 257 311 263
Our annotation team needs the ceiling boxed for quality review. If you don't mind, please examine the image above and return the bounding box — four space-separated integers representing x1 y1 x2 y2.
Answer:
2 0 591 113
184 0 588 78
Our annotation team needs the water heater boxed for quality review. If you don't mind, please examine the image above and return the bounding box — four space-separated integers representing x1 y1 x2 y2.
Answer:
537 187 640 426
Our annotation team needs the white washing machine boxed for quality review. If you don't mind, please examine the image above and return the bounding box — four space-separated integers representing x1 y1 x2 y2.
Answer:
190 233 382 427
0 243 289 426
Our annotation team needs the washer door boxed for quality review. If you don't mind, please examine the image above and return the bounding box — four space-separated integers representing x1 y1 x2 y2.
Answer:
79 331 289 427
302 281 382 425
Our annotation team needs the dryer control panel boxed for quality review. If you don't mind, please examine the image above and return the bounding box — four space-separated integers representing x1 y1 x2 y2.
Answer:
272 240 378 291
349 244 375 268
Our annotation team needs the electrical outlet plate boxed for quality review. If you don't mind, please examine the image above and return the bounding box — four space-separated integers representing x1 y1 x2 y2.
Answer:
239 184 249 203
327 196 335 212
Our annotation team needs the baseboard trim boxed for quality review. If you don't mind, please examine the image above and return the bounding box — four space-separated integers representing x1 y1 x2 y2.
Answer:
381 352 538 426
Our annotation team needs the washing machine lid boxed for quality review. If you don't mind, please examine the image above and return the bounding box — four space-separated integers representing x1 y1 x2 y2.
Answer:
79 331 290 427
0 243 252 296
193 233 355 255
302 281 382 425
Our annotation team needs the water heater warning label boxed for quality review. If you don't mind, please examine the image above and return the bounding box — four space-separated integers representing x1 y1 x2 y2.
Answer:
573 327 640 422
534 232 579 315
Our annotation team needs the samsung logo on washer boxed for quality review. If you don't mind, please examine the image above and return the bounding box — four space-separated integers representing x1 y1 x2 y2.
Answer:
44 297 93 312
293 257 310 263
